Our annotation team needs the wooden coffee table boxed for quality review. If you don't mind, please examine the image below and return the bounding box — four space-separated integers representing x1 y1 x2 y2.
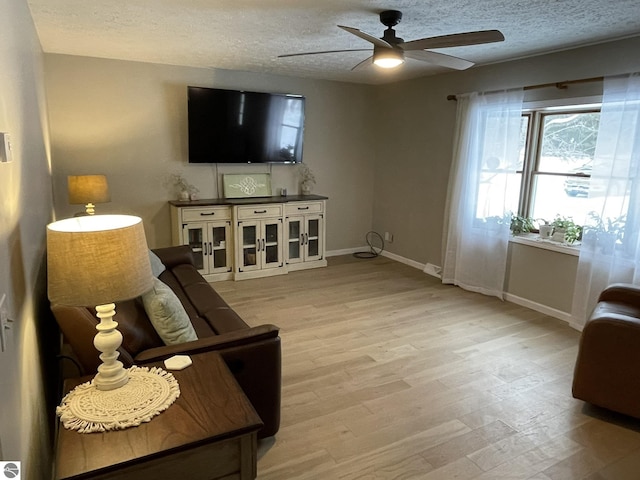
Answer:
54 351 263 480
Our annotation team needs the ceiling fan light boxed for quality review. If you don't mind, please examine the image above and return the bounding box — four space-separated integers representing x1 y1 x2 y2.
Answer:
373 48 404 69
374 57 404 68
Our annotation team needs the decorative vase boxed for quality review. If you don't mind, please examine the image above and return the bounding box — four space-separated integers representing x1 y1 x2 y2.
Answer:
551 228 566 243
179 191 190 201
301 183 312 195
539 225 553 239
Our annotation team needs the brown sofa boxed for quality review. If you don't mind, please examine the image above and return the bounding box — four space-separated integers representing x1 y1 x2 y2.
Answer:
52 245 281 438
572 283 640 419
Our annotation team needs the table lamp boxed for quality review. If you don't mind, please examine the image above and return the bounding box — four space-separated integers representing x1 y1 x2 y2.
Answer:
47 215 153 390
68 175 111 215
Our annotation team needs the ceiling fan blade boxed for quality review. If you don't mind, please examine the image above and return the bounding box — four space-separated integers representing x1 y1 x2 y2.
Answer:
351 56 373 71
278 49 371 58
405 50 474 70
338 25 393 48
401 30 505 51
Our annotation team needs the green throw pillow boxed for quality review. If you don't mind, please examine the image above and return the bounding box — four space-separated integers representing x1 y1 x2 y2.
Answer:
142 277 197 345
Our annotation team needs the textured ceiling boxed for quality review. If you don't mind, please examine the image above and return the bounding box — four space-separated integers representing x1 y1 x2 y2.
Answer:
27 0 640 85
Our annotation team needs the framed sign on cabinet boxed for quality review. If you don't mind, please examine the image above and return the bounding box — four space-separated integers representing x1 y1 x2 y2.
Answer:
223 174 272 198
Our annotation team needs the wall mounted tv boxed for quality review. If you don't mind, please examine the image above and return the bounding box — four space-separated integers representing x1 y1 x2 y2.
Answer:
187 86 305 164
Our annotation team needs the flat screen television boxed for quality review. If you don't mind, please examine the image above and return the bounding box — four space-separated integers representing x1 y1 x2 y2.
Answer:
187 86 305 164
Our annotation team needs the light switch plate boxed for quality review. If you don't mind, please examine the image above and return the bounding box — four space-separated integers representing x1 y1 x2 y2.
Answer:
0 133 12 163
0 294 8 352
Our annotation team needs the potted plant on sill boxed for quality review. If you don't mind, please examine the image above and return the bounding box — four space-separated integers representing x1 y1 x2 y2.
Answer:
483 215 505 230
583 212 626 254
510 214 535 235
551 215 582 244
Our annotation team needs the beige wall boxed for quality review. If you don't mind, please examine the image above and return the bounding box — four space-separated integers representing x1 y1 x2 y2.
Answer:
0 0 55 478
43 35 640 316
44 55 377 251
372 36 640 313
505 244 578 313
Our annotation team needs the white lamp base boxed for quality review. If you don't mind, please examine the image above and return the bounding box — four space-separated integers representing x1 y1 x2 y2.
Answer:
93 303 129 391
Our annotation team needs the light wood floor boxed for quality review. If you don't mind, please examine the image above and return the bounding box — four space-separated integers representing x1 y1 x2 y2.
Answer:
215 255 640 480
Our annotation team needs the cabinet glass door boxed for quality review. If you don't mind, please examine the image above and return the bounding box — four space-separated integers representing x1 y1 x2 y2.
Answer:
305 215 323 262
183 223 205 271
210 224 229 271
307 218 319 258
263 221 282 268
241 223 258 269
287 218 302 263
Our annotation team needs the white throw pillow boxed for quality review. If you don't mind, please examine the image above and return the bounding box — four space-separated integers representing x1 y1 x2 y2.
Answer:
142 277 197 345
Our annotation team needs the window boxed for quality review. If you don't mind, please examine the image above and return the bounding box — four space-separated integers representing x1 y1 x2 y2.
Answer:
515 104 602 226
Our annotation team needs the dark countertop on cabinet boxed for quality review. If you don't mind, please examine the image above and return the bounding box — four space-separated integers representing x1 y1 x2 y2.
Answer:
169 194 327 207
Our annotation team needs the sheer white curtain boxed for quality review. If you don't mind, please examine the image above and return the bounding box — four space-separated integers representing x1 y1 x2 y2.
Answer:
442 89 524 298
571 72 640 327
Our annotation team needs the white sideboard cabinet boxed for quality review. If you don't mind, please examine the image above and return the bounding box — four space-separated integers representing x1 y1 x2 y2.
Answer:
284 202 327 271
234 204 285 280
170 205 234 281
170 195 327 281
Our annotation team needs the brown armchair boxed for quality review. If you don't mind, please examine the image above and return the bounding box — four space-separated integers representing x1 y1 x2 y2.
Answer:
572 283 640 419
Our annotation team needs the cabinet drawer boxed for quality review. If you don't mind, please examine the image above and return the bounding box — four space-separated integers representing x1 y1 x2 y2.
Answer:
237 205 283 220
182 207 231 222
284 202 324 215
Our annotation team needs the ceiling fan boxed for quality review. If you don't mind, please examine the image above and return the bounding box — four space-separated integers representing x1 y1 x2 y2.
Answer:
279 10 504 71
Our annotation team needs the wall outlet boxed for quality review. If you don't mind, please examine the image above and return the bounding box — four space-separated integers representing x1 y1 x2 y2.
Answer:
384 231 394 243
0 133 12 163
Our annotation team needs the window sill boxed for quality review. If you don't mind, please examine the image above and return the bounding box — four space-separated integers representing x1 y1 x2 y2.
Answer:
510 233 580 256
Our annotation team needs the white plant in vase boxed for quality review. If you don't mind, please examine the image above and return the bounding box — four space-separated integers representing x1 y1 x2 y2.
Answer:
164 173 199 201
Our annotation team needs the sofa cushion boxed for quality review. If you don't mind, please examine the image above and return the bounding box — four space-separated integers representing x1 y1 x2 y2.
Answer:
115 299 165 357
170 265 231 310
153 245 195 270
205 307 250 334
184 282 231 314
191 315 218 338
142 277 198 345
594 300 640 320
158 269 201 320
171 263 212 289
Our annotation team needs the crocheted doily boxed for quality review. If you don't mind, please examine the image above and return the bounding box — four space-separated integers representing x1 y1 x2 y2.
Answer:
57 366 180 433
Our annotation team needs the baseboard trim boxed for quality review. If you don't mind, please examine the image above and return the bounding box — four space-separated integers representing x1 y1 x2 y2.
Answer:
326 246 369 257
340 248 446 279
380 250 427 271
327 248 581 330
504 293 581 330
326 248 432 273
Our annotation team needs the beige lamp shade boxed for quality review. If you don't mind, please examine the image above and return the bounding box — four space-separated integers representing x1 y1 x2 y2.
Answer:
47 215 153 306
68 175 111 205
